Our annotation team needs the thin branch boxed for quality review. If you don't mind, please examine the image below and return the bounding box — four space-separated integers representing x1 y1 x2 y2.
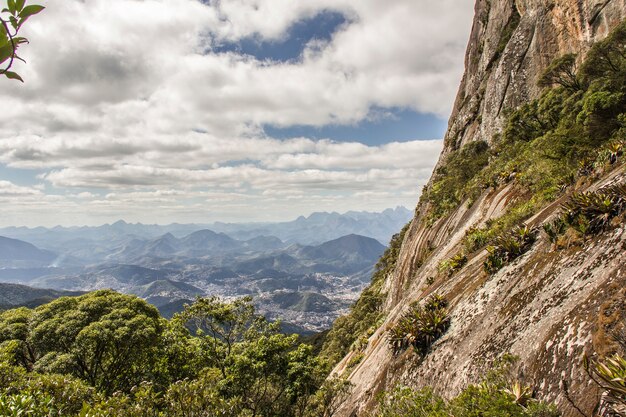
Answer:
0 17 17 74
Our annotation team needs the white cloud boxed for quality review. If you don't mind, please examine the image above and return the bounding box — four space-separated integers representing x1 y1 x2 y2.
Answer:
0 180 43 197
0 0 474 226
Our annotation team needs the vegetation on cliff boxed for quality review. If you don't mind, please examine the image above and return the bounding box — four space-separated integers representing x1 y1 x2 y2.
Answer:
424 20 625 231
387 294 450 356
377 356 560 417
314 19 626 417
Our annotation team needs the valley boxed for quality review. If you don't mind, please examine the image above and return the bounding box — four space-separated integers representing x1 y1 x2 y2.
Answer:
0 209 407 332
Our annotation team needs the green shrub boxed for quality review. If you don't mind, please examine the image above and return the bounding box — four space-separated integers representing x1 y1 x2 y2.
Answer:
377 386 447 417
438 253 468 277
346 352 364 372
542 217 567 243
538 53 580 91
464 226 491 252
423 141 490 222
376 355 560 417
484 225 537 274
561 183 626 235
0 392 58 417
303 377 352 417
388 295 450 356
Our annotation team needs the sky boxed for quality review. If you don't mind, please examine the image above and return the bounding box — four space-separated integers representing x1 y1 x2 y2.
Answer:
0 0 475 227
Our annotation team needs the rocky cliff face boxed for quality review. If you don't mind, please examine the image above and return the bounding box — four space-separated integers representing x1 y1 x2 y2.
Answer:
446 0 625 152
332 1 626 416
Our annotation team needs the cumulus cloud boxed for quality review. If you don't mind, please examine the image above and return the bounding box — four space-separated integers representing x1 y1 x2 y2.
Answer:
0 181 43 197
0 0 473 226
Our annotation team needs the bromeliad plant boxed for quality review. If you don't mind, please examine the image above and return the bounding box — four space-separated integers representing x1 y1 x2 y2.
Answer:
542 217 567 244
388 294 450 356
484 225 537 275
585 353 626 414
438 253 468 277
561 183 626 236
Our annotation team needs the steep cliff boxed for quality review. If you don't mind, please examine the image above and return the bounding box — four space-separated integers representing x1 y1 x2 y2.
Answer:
330 1 626 416
447 0 625 151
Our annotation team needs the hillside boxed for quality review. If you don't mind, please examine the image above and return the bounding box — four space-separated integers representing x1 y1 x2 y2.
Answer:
0 283 82 309
327 2 626 416
0 236 56 267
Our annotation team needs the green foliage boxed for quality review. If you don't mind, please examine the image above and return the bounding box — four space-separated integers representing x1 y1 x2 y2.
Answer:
590 354 626 411
375 356 560 417
423 20 626 240
538 53 580 91
484 225 537 275
0 392 58 417
424 141 490 222
0 293 338 417
438 253 468 277
0 307 34 369
542 217 567 244
579 20 626 86
560 183 626 236
346 352 364 372
377 386 448 417
464 226 491 253
160 371 242 417
0 290 165 395
170 296 328 417
320 223 410 364
0 0 44 81
387 294 450 356
304 377 352 417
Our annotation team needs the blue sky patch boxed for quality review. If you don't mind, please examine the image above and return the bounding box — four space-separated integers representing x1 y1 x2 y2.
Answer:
0 165 45 187
213 10 348 62
264 108 447 146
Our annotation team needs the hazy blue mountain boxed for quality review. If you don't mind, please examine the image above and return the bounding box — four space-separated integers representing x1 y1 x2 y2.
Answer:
0 223 395 332
180 230 241 256
210 206 412 245
135 279 204 309
267 291 346 313
29 263 177 292
298 234 386 262
108 230 279 263
0 236 57 268
0 283 83 309
0 208 411 255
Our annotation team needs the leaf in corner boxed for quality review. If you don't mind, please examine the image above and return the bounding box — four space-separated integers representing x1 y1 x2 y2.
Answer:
4 71 24 82
19 5 45 19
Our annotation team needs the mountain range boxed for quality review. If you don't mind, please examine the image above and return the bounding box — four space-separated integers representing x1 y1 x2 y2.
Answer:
0 207 410 255
0 228 388 331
